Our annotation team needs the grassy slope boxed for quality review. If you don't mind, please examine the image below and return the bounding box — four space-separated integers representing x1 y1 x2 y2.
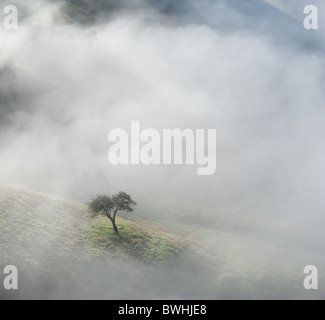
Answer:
0 185 324 299
82 216 185 263
138 200 325 299
0 185 186 267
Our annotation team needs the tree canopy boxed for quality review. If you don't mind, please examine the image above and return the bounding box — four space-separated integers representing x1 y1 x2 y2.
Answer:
88 192 136 234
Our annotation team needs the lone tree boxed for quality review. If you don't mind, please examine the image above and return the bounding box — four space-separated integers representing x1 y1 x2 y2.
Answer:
87 192 137 234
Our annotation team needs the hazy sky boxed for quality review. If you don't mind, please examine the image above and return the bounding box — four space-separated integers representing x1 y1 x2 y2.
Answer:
0 0 324 224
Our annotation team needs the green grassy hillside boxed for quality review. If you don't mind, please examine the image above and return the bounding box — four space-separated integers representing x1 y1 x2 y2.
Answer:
0 185 186 267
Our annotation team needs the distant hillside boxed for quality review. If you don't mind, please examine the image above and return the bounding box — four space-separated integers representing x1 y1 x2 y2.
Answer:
0 185 191 299
0 185 324 299
0 185 186 265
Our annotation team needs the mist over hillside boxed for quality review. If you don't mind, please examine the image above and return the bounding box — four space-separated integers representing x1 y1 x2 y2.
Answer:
1 185 324 300
1 0 325 299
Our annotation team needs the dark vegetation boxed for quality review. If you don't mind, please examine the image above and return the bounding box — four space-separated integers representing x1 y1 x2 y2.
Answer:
88 192 137 234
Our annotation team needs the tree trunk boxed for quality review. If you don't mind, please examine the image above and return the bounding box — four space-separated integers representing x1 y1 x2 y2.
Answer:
113 209 118 221
112 219 119 234
106 211 119 234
